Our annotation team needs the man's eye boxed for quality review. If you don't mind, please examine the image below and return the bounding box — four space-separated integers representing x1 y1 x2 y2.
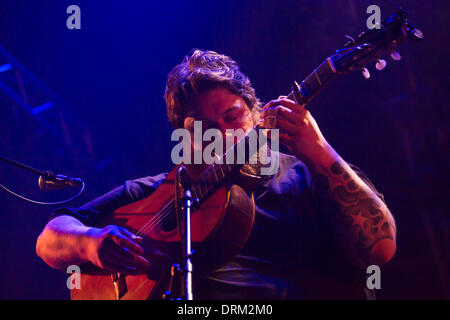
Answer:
225 111 241 122
225 115 238 122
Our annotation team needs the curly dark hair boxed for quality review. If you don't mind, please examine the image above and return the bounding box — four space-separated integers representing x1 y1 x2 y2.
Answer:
164 49 261 129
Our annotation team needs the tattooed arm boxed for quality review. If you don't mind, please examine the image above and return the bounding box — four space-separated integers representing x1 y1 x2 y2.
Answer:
260 98 397 269
305 145 397 269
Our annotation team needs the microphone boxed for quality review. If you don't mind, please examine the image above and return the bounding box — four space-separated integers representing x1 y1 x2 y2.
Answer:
38 171 83 191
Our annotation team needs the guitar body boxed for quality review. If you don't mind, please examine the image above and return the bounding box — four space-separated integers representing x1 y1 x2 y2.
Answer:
71 166 256 300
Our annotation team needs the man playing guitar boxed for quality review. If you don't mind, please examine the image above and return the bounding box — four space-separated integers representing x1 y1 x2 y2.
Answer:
36 49 396 299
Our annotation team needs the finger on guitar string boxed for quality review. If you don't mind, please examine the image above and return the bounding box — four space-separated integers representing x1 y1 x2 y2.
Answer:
117 226 143 243
260 105 302 125
105 225 145 256
104 242 151 272
262 98 306 115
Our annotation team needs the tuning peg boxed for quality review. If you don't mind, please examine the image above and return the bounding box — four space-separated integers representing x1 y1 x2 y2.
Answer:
410 27 424 40
344 35 356 45
407 24 424 41
375 59 387 70
390 51 402 61
362 67 370 79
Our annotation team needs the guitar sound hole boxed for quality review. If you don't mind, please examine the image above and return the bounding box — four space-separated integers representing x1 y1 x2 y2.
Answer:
160 210 178 232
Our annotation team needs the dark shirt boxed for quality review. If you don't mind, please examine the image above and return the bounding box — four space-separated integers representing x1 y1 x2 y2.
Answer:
50 153 382 299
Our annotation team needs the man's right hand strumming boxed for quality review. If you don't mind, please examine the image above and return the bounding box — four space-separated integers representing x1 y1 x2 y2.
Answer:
36 215 150 275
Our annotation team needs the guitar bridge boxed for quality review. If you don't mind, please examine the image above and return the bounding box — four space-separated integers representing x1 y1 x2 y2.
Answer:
111 272 128 299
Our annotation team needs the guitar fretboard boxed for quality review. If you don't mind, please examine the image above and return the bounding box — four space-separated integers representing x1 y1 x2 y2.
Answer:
191 136 251 201
287 57 337 104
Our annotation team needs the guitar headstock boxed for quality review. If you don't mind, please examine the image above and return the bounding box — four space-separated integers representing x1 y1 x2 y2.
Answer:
330 8 423 78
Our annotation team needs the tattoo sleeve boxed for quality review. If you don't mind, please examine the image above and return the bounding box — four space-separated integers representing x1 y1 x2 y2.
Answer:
311 159 397 269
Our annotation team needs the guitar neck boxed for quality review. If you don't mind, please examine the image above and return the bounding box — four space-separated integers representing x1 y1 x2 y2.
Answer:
191 141 249 202
287 57 337 105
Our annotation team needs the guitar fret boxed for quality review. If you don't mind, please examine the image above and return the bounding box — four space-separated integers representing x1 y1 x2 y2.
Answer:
326 57 337 73
314 71 322 85
318 63 331 79
193 184 203 200
217 164 225 179
192 184 200 200
200 181 208 197
300 80 312 99
211 164 219 182
205 170 214 192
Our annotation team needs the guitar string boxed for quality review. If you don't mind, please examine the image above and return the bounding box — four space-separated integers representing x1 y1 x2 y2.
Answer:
131 161 233 238
134 174 217 237
133 168 214 237
134 200 176 237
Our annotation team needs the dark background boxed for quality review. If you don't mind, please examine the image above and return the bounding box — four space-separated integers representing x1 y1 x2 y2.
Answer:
0 0 448 299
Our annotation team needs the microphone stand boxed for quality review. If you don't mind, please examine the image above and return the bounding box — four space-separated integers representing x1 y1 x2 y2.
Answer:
177 165 194 300
164 166 194 300
181 186 194 300
0 154 50 177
